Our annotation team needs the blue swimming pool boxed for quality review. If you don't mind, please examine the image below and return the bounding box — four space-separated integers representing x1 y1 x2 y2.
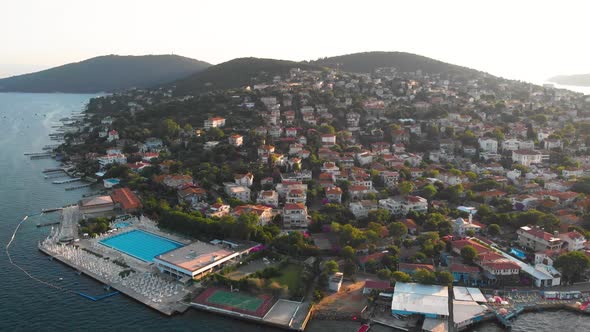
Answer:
510 248 527 260
114 222 130 228
99 230 184 262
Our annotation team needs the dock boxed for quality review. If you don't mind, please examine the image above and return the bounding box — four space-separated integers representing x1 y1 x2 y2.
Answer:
53 178 81 184
45 174 68 179
37 221 61 228
31 154 54 160
41 207 63 213
38 246 189 316
65 183 92 191
43 168 65 173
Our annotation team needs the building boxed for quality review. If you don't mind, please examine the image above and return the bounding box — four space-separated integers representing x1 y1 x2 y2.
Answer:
204 117 226 129
282 203 309 228
559 231 586 251
321 134 337 146
107 130 119 142
229 134 243 147
256 190 279 207
233 204 273 225
517 226 563 251
378 195 428 216
328 272 344 292
325 186 343 203
154 240 254 280
453 215 482 237
362 280 392 295
235 172 254 187
224 184 251 202
79 196 115 214
350 200 379 218
97 153 127 168
512 149 544 166
177 186 207 205
206 203 230 218
478 138 498 153
111 187 142 212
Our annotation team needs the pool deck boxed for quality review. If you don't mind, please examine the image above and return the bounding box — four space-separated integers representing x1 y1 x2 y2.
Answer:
39 245 190 316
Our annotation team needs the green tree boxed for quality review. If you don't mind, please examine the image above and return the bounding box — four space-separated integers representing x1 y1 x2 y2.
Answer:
388 222 408 238
436 271 454 285
341 245 356 260
397 181 414 195
421 184 438 200
162 118 180 137
488 224 501 236
460 245 478 264
377 268 392 280
554 251 590 284
324 260 339 274
413 268 436 284
368 209 391 225
391 271 412 283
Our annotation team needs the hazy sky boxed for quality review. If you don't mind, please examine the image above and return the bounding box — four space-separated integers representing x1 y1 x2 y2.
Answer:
1 0 588 83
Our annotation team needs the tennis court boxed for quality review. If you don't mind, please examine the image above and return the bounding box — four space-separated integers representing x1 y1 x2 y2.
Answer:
194 287 275 317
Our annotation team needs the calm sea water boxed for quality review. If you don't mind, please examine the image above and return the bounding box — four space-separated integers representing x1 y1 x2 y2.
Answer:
0 92 588 331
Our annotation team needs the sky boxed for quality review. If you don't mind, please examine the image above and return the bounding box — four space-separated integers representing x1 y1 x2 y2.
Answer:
1 0 589 84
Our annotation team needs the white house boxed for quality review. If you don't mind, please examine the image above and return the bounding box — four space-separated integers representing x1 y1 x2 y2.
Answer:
204 117 226 129
478 138 498 153
512 150 544 166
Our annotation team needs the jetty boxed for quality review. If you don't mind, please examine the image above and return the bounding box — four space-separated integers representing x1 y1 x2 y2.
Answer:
45 174 68 179
53 178 81 184
24 152 52 156
37 221 61 228
65 183 92 191
41 207 63 213
43 168 65 173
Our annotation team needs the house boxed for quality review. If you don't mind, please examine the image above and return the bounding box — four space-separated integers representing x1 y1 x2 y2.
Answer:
380 171 399 189
517 226 563 251
349 185 371 201
204 117 226 129
206 203 230 218
559 231 586 251
350 200 379 218
258 145 275 157
177 186 207 205
325 186 343 203
97 153 127 168
235 173 254 187
378 196 428 216
450 263 481 285
233 205 273 225
282 203 309 228
402 219 418 235
156 174 193 189
478 138 497 153
329 272 344 292
321 134 337 147
224 184 251 202
453 215 482 237
256 190 279 207
512 150 544 166
286 188 306 204
229 134 243 147
79 196 115 214
107 130 119 142
362 280 392 295
111 188 141 212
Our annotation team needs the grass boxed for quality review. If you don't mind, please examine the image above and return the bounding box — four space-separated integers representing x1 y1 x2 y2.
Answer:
207 290 264 312
271 264 304 290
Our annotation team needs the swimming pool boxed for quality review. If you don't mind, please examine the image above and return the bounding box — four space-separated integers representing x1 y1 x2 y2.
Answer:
510 248 527 260
114 222 130 228
99 230 184 262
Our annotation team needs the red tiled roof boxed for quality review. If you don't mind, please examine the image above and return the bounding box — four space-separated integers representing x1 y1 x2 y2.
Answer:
364 280 391 290
111 188 141 211
450 263 480 273
399 263 435 272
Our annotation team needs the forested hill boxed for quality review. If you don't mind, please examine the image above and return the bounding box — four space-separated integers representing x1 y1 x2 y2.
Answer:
549 74 590 87
310 51 485 78
171 57 321 95
0 55 211 93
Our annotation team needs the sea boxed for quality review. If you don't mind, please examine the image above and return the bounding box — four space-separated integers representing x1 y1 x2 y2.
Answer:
0 92 589 331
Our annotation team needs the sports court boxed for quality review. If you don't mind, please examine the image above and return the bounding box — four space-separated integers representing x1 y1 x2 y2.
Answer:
194 287 275 317
99 229 184 262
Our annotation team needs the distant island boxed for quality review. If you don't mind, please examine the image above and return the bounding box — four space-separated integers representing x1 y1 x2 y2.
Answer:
0 55 211 93
549 73 590 87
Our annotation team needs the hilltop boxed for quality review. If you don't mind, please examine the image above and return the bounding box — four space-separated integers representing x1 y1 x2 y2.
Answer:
171 57 321 95
0 55 211 93
549 74 590 87
310 51 485 78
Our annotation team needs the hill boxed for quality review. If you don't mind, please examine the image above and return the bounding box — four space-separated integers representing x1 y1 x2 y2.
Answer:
549 74 590 87
172 57 320 95
0 55 211 93
310 51 484 78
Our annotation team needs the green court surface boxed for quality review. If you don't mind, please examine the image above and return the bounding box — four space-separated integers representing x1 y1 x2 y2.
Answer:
206 290 264 312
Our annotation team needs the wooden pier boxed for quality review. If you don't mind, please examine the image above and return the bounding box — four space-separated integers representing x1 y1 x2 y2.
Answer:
65 183 92 191
53 178 81 184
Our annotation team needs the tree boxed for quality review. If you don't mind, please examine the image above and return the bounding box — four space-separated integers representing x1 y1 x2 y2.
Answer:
324 260 339 274
368 209 391 225
436 271 454 285
391 271 412 283
388 222 408 238
413 268 436 284
488 224 501 236
554 251 590 284
460 245 478 264
421 184 438 200
162 118 180 137
341 245 356 260
377 268 392 280
397 181 414 195
342 260 357 277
